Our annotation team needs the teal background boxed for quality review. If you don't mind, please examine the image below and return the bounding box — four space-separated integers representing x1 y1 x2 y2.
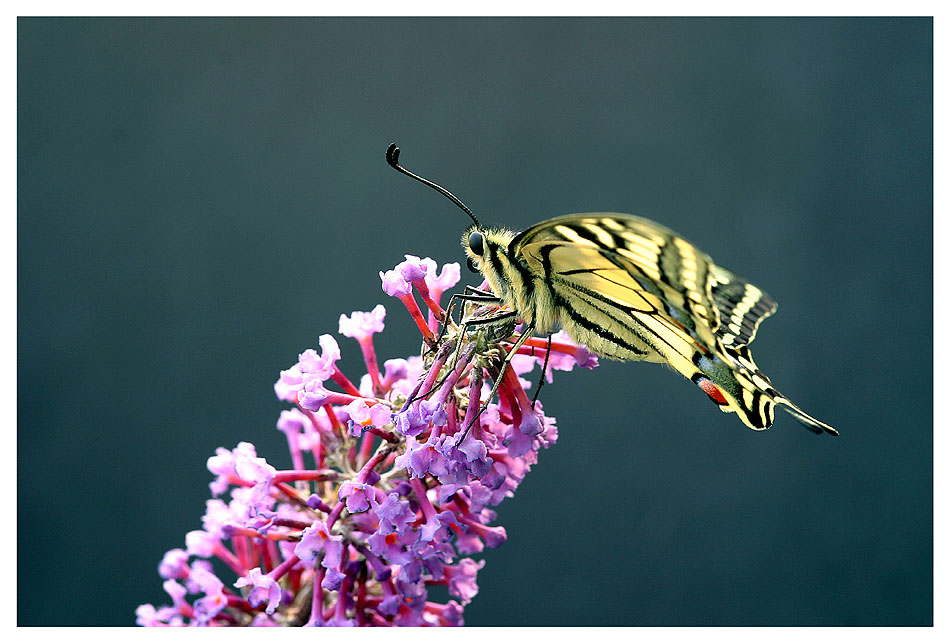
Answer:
18 17 932 625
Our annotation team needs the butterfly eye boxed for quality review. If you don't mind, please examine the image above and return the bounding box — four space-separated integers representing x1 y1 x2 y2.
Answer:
468 231 484 256
466 257 479 273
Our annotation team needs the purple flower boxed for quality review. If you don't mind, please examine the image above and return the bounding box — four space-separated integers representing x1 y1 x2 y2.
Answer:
235 568 282 615
421 258 461 296
162 579 188 610
233 448 276 486
185 529 218 558
276 408 311 438
379 268 412 297
299 335 341 377
370 491 415 534
427 600 464 626
191 565 227 622
440 431 494 479
297 378 330 411
337 481 374 513
157 548 189 580
397 254 429 283
343 399 392 437
395 434 452 480
420 509 461 542
322 567 346 591
295 521 344 569
138 255 595 627
339 304 386 340
444 558 485 605
367 528 418 566
136 603 181 627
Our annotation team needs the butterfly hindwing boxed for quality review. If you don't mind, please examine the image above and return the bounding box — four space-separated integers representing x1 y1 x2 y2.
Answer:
709 264 777 349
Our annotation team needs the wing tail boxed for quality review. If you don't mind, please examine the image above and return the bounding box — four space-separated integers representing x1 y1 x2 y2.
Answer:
775 396 839 436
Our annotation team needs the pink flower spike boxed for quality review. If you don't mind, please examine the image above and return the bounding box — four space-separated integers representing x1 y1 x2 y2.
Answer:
141 251 586 627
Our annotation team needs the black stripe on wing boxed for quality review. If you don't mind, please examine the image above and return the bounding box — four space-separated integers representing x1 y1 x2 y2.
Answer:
709 266 777 349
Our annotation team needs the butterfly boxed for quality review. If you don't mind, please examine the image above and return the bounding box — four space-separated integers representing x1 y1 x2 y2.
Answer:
386 143 837 436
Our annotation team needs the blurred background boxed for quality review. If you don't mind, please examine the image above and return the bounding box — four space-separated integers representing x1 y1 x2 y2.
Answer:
18 18 932 626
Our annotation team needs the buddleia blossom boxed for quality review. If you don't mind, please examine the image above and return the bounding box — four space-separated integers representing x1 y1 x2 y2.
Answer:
137 254 597 627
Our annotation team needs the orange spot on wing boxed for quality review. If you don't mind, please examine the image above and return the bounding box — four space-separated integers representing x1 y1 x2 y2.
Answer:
698 378 728 405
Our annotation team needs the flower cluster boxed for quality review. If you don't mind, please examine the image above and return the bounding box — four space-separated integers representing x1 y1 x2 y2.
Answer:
137 255 597 626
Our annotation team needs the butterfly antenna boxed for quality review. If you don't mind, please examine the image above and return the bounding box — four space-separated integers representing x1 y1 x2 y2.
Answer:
386 142 481 228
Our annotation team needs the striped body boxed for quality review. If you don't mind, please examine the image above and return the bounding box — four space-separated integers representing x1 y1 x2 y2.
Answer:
463 212 836 435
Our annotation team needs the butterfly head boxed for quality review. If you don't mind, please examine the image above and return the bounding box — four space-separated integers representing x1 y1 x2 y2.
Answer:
461 224 518 301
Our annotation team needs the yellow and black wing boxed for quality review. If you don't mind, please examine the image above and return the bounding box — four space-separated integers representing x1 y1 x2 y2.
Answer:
509 213 835 435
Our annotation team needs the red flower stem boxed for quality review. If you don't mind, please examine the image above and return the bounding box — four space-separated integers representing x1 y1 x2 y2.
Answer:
396 292 436 344
356 337 383 395
296 407 326 468
259 537 275 572
212 541 248 577
410 477 436 521
273 469 339 483
310 391 385 407
413 281 444 321
461 369 485 435
365 425 399 443
330 366 362 397
309 566 325 625
272 517 315 530
282 429 305 473
355 566 369 626
519 336 585 356
323 403 343 432
357 430 376 464
289 566 302 594
436 342 475 405
405 341 451 410
273 482 313 510
356 444 395 484
225 595 254 612
265 553 300 583
333 571 352 621
227 526 300 542
325 497 346 530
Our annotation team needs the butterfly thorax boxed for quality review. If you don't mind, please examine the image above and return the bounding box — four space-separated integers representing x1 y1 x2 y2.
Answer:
462 225 560 334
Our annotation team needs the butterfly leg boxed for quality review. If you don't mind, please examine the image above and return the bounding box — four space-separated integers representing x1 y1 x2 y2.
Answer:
530 334 553 407
435 289 503 347
457 322 537 444
411 305 515 408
